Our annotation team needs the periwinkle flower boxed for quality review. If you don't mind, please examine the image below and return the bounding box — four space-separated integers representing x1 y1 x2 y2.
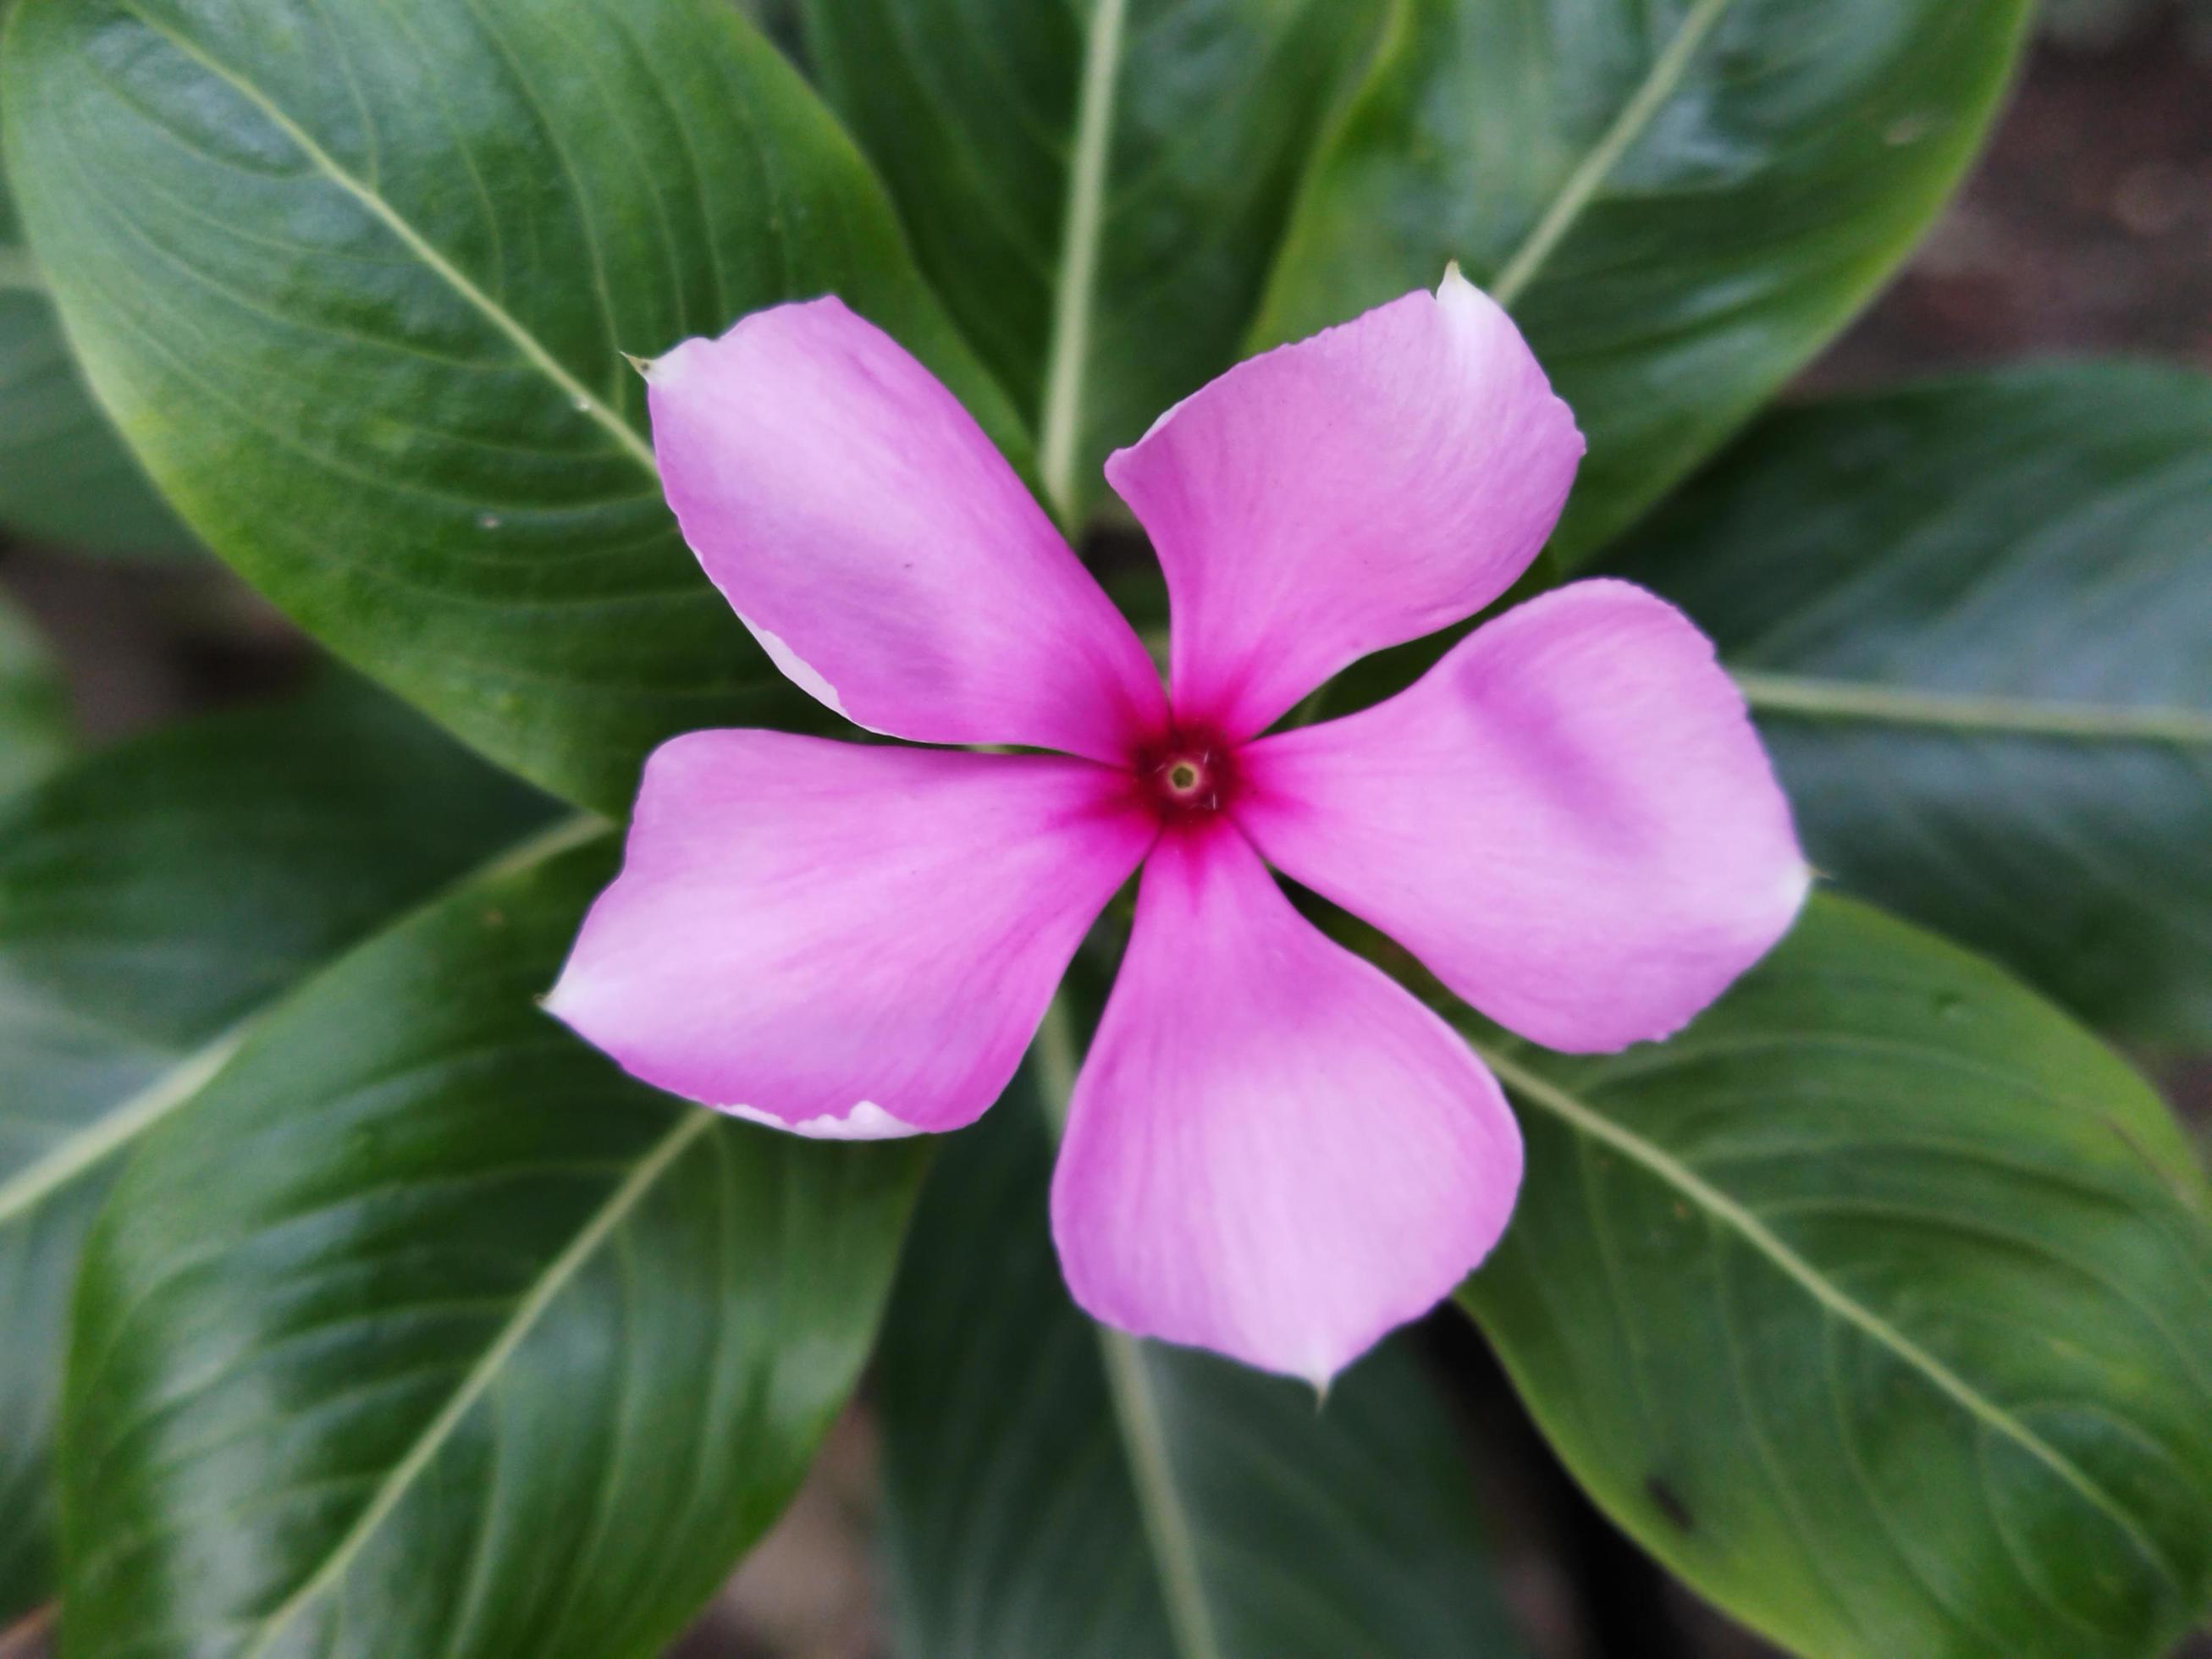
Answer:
547 270 1808 1386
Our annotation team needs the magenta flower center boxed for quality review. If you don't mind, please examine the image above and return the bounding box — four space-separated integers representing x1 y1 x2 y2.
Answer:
1135 725 1238 822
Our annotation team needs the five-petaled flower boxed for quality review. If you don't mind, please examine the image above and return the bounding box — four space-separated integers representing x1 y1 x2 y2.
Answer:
547 269 1809 1386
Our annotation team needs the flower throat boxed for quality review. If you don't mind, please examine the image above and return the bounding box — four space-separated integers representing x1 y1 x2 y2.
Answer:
1136 724 1238 824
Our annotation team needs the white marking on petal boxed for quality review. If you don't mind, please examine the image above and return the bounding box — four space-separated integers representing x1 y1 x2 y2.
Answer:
642 336 703 387
734 611 849 718
1772 860 1817 923
1432 262 1508 372
1436 260 1484 311
721 1100 921 1140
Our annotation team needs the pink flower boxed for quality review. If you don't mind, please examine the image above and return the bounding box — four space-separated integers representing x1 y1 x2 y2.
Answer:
546 270 1808 1385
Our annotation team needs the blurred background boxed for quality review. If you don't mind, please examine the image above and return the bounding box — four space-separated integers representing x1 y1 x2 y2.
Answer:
3 3 2207 1655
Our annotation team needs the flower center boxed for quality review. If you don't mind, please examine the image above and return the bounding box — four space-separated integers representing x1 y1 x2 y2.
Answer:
1137 726 1238 822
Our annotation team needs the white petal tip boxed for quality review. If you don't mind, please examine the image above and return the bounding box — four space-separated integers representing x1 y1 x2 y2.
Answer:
621 351 656 379
1437 261 1483 307
1779 859 1818 919
724 1100 921 1140
643 335 714 388
1433 262 1501 335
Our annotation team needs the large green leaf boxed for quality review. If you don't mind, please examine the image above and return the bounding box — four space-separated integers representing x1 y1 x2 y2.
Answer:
876 1056 1525 1658
1454 894 2212 1656
801 0 1383 523
1254 0 2031 563
0 588 67 798
1610 364 2212 1048
1 0 1023 813
0 680 548 1630
0 126 195 556
61 840 929 1659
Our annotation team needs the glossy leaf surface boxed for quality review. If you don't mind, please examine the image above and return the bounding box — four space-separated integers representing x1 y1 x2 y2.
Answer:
1614 364 2212 1044
62 841 929 1658
802 0 1382 522
0 135 193 555
1 0 1021 812
0 681 547 1629
1255 0 2031 562
1457 895 2212 1657
878 1082 1525 1658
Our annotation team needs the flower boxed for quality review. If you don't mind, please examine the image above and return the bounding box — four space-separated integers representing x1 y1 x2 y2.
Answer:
545 268 1808 1385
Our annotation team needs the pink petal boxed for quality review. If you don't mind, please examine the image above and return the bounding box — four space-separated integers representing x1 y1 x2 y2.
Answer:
1051 827 1522 1385
547 731 1155 1136
1106 269 1583 741
1239 580 1811 1054
648 299 1167 763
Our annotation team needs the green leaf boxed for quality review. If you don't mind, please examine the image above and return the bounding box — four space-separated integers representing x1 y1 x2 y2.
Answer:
0 589 67 798
1254 0 2032 563
61 838 929 1659
1 0 1024 813
0 679 549 1630
0 131 196 557
1455 894 2212 1657
876 1074 1526 1658
1611 363 2212 1047
801 0 1384 525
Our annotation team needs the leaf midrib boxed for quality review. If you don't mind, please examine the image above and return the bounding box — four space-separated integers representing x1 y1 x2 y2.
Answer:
1036 0 1128 526
1733 669 2212 746
1489 0 1740 308
1468 1037 2188 1593
113 3 658 477
0 818 604 1247
234 1106 719 1659
1033 994 1223 1659
0 1028 243 1227
0 246 45 294
6 802 621 1651
1096 1328 1226 1659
